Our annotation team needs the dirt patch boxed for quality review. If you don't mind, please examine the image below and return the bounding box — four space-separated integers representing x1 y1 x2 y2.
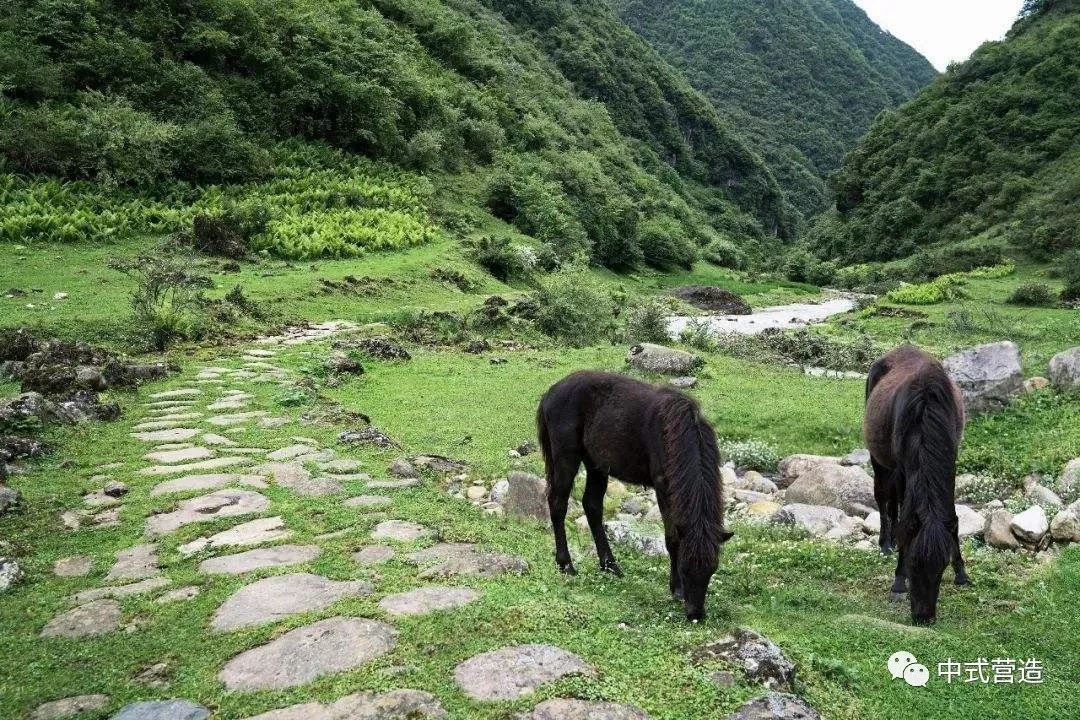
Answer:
668 286 751 314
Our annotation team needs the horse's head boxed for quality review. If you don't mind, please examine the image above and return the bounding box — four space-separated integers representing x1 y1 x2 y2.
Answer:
906 521 955 626
680 529 733 621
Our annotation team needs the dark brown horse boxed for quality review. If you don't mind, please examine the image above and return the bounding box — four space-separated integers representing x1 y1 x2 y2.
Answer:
864 345 968 625
537 370 732 620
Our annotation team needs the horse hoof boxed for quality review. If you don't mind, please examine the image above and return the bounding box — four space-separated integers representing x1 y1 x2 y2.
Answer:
889 591 907 604
672 588 685 602
879 544 895 556
955 575 971 587
559 563 578 576
600 560 623 577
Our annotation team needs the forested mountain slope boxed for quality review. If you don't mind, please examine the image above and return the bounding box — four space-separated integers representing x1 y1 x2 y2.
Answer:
811 0 1080 263
614 0 937 218
0 0 791 269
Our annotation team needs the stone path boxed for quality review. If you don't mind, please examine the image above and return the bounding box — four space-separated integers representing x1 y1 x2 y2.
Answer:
198 544 321 575
211 573 373 632
378 586 481 617
453 644 595 700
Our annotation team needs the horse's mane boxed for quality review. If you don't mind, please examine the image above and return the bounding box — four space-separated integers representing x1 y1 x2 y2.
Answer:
657 391 724 563
892 365 960 572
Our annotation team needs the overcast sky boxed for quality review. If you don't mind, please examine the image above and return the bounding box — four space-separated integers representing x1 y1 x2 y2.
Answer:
853 0 1026 70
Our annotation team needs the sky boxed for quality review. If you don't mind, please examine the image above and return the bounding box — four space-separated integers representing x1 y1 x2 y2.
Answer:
853 0 1026 70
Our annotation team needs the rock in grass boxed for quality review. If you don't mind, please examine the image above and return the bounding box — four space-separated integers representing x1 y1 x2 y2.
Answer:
40 599 120 638
453 644 595 701
30 694 110 720
110 699 210 720
1010 505 1049 544
783 463 874 516
943 341 1023 414
1050 501 1080 543
0 485 23 516
198 544 320 575
604 520 667 556
1059 458 1080 502
503 471 548 520
378 586 481 617
985 510 1021 550
725 692 820 720
240 689 443 720
524 699 650 720
1048 346 1080 392
955 504 985 539
770 504 847 536
626 343 702 375
691 629 796 692
211 573 372 632
0 557 23 592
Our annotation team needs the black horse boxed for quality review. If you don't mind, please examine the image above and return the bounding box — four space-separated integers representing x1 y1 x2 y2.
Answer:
864 345 968 625
537 370 732 620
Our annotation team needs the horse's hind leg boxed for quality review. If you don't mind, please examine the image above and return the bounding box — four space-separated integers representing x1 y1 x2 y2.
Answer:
951 517 971 586
655 485 681 600
583 467 621 577
547 453 581 575
890 546 908 600
872 459 895 555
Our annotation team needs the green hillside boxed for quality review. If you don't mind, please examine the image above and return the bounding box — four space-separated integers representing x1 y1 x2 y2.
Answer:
0 0 792 270
613 0 937 218
811 0 1080 264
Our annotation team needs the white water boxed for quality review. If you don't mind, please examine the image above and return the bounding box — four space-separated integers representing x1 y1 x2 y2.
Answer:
666 294 860 337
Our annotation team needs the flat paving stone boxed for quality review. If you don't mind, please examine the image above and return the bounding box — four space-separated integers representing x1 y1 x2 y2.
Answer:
201 433 237 446
453 644 594 701
138 456 252 476
267 444 319 461
219 617 397 691
259 416 290 428
344 495 393 509
211 573 373 632
131 428 201 443
72 576 170 604
152 413 205 422
378 586 481 617
524 699 650 720
151 389 201 399
111 699 210 720
206 411 268 427
145 489 270 536
180 516 292 554
53 556 93 577
352 546 395 566
208 399 249 411
255 462 343 496
408 543 529 578
147 400 198 408
241 689 446 720
131 421 194 433
150 473 269 496
319 459 363 473
372 520 432 542
40 600 120 638
157 586 201 604
105 544 159 581
30 694 110 720
83 491 119 508
144 447 214 464
199 545 321 575
367 477 422 489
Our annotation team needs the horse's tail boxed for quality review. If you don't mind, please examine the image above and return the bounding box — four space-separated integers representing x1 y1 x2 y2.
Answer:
659 393 726 562
892 366 960 571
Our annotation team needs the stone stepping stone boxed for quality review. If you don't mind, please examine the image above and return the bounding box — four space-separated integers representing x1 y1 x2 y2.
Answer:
83 491 120 508
199 545 321 575
212 573 372 632
202 433 237 446
40 600 120 638
208 399 249 411
267 444 319 461
206 411 268 427
144 447 214 464
154 442 195 451
139 456 252 476
30 694 110 720
131 421 192 433
259 416 290 428
524 699 649 720
367 477 422 489
150 473 268 497
379 586 480 617
229 447 270 455
153 412 205 422
352 546 395 566
112 699 210 720
157 586 201 604
146 406 198 417
454 644 595 701
145 489 270 536
241 689 445 720
151 389 201 399
372 520 432 542
132 428 200 443
105 544 159 581
180 517 292 554
407 543 529 579
147 399 197 408
53 556 93 577
256 462 343 496
71 576 170 604
344 495 392 509
294 450 337 464
219 617 396 691
319 459 362 473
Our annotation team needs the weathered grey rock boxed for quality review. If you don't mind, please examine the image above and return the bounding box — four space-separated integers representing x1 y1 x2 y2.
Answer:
111 699 210 720
201 432 236 446
943 341 1024 413
150 388 201 399
344 494 393 508
156 586 201 604
986 510 1021 549
725 693 821 720
82 490 120 509
319 459 363 474
219 617 397 690
1050 501 1080 543
776 454 841 488
1059 459 1080 502
504 471 548 520
367 477 420 489
255 462 343 496
0 485 22 516
378 586 481 617
524 699 649 720
138 456 252 476
54 555 93 577
407 543 528 578
199 545 320 575
454 644 594 701
40 600 120 637
1024 475 1063 508
784 463 874 516
669 376 698 389
240 689 445 720
691 629 795 691
150 473 268 496
267 444 319 461
955 504 984 539
841 448 871 466
489 479 510 504
353 545 395 565
861 512 881 535
626 343 702 375
372 520 432 542
145 489 270 536
1048 347 1080 392
212 573 372 631
102 481 128 498
737 471 778 494
145 446 213 464
186 516 293 553
105 544 160 581
604 520 667 556
30 694 110 720
206 410 269 427
1010 506 1049 544
131 428 200 443
388 458 419 479
771 504 848 535
822 515 862 541
72 576 170 604
0 556 22 591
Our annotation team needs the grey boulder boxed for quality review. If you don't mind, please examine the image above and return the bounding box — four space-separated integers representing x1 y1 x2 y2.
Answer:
943 341 1023 413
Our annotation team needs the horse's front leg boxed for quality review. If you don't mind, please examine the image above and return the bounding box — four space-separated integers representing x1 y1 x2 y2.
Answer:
871 459 895 555
547 457 580 575
890 546 908 600
655 484 681 600
951 516 971 586
582 467 621 576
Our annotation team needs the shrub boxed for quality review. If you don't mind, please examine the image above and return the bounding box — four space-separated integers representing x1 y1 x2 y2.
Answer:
678 319 716 352
782 247 816 282
714 328 880 372
1061 249 1080 301
834 263 885 289
534 267 617 347
886 274 968 305
639 216 697 270
807 258 839 287
108 253 210 350
905 243 1005 280
1006 282 1057 306
622 297 672 344
702 238 746 270
406 130 447 171
717 438 781 472
470 234 533 282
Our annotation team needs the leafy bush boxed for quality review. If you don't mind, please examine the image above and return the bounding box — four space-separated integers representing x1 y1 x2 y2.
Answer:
702 238 746 270
678 319 716 351
622 297 672 344
714 328 880 372
639 217 697 270
1061 249 1080 301
904 243 1006 280
1006 282 1057 306
470 235 535 282
717 438 781 472
833 263 885 289
886 276 967 305
534 267 617 347
108 253 210 350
